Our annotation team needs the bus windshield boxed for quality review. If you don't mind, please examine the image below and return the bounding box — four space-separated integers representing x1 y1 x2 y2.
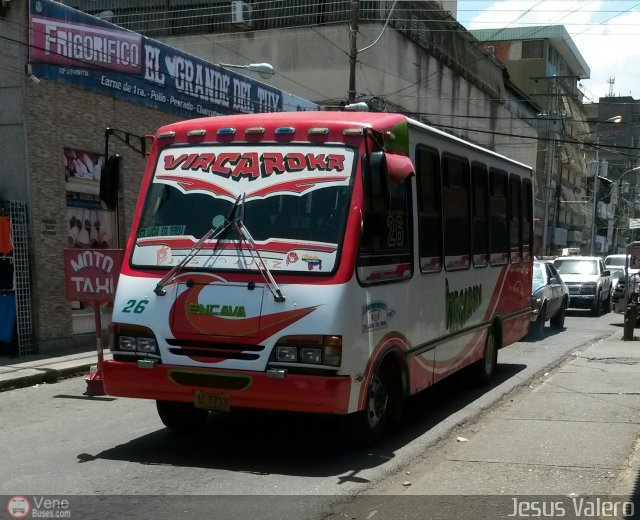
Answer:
131 144 354 274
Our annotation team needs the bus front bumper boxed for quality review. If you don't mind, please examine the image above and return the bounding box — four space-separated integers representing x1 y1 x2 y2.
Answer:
103 360 352 415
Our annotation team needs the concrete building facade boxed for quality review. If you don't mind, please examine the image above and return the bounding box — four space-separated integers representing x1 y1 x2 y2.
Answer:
471 26 594 257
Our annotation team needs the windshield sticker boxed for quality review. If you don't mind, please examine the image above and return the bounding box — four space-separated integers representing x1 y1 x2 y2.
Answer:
138 225 186 238
155 146 352 202
133 241 337 272
156 245 172 265
302 254 322 271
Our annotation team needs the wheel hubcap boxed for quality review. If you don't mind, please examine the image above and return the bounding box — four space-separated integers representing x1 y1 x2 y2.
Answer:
367 374 388 428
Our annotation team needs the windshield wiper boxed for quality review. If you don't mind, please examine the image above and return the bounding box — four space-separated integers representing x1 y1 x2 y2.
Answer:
232 194 286 302
153 195 241 296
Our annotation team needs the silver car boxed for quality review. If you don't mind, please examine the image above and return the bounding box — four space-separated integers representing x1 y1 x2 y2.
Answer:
530 260 569 339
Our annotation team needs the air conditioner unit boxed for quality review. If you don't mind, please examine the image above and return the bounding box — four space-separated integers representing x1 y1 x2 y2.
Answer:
231 1 253 29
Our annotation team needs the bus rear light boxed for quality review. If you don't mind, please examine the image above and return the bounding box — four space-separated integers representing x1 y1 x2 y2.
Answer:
187 129 206 136
157 131 176 139
343 128 364 136
245 126 265 135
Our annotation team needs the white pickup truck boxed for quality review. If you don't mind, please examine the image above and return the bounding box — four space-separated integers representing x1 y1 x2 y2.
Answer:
553 256 612 316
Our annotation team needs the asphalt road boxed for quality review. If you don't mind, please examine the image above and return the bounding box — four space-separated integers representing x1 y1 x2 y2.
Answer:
0 310 624 519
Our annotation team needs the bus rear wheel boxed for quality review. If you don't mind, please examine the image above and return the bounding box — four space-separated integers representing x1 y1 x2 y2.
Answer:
156 400 209 434
352 359 403 445
472 325 498 386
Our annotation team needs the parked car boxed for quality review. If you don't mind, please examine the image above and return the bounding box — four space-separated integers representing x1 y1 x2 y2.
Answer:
605 254 640 278
530 260 569 339
612 272 628 313
553 256 611 316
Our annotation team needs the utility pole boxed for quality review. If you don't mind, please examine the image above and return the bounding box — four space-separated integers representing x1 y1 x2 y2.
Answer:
589 147 600 256
541 129 556 256
348 0 360 103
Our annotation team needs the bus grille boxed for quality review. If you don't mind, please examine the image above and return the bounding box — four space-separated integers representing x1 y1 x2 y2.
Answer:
168 370 252 390
166 338 265 361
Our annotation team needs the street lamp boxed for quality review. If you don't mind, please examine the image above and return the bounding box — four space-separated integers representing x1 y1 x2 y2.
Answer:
587 115 623 255
218 62 276 79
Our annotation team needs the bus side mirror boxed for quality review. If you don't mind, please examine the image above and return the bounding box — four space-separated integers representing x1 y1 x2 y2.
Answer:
365 151 391 212
100 154 120 210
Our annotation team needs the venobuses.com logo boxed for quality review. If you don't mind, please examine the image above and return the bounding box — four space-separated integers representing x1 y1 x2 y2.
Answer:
7 496 71 518
7 496 30 519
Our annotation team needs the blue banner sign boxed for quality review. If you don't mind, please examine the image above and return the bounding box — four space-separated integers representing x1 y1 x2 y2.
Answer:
29 0 317 117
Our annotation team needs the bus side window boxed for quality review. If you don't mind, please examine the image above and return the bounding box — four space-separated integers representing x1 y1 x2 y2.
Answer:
416 146 443 273
521 178 533 261
472 163 489 267
489 168 509 265
509 175 522 263
442 154 470 270
357 175 413 284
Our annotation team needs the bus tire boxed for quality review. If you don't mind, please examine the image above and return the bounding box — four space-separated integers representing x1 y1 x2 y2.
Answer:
472 325 498 386
352 358 403 445
156 400 209 433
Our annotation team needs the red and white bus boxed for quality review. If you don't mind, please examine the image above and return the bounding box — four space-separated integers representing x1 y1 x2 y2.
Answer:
102 111 533 442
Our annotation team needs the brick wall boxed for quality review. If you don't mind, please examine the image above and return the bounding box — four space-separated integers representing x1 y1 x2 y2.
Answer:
24 80 179 353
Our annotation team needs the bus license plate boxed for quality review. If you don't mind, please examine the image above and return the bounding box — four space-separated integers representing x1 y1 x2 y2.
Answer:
193 390 230 412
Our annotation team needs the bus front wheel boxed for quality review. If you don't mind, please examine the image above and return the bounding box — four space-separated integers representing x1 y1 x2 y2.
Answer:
352 359 403 445
156 400 209 433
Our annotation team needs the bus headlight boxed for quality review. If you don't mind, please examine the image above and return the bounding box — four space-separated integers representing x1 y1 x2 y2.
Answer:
118 337 137 351
112 324 159 356
300 347 322 364
273 335 342 367
276 346 298 362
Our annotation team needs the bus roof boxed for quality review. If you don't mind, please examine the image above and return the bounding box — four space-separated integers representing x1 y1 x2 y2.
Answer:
155 111 532 172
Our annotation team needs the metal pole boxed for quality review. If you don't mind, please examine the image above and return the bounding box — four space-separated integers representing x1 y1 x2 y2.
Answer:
348 0 360 103
541 134 555 256
589 141 599 255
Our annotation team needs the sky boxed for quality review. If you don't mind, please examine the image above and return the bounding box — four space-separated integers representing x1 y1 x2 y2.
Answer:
455 0 640 101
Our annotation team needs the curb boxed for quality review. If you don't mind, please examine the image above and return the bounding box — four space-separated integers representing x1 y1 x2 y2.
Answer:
0 362 95 392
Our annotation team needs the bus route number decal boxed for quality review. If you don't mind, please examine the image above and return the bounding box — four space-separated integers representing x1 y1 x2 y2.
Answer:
122 299 149 314
387 215 404 247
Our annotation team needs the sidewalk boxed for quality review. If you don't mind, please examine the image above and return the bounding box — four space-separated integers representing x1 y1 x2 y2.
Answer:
326 328 640 519
0 347 101 391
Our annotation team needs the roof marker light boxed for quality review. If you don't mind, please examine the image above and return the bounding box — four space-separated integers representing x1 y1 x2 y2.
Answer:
343 128 364 136
158 131 176 139
275 127 295 135
308 127 329 135
217 127 236 136
187 129 206 137
245 126 265 135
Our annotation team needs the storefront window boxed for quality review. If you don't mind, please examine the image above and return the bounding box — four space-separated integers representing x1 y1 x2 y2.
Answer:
64 148 117 249
64 148 118 326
